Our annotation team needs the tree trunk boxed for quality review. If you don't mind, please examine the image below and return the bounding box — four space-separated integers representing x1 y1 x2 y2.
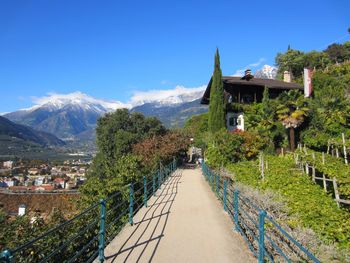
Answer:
289 127 296 151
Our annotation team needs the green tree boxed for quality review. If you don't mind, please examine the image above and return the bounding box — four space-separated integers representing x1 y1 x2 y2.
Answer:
301 62 350 149
81 109 166 203
275 48 305 79
206 129 245 168
96 109 166 163
184 113 209 149
324 43 349 64
303 51 331 70
208 48 225 133
276 90 309 151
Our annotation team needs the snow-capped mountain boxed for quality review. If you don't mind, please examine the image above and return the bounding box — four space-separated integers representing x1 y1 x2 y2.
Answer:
129 85 206 107
28 91 129 112
254 65 278 79
4 92 129 140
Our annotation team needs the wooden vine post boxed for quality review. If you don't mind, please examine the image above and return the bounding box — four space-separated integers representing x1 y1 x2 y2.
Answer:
333 177 340 208
312 153 316 182
327 140 330 154
260 153 265 181
342 133 348 165
322 152 325 165
322 173 327 192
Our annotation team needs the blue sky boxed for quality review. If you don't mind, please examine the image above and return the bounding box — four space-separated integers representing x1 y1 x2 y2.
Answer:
0 0 349 112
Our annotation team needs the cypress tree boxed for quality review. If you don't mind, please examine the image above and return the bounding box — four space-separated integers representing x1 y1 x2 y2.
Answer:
208 48 225 133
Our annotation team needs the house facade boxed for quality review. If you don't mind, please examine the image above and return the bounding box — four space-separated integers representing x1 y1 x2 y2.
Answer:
201 70 303 131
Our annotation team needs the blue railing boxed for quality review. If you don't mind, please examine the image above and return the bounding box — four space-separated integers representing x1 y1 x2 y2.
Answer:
0 159 177 263
202 162 320 263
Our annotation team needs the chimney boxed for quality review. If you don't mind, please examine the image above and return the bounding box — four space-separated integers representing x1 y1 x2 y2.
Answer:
18 204 26 216
283 71 291 82
241 69 254 80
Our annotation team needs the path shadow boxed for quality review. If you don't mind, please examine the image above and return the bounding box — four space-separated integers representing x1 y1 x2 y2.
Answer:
105 169 183 262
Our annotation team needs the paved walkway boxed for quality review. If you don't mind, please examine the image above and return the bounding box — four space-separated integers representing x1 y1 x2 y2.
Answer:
103 167 254 263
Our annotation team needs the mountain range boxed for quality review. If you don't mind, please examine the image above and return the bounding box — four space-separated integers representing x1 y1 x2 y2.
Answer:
131 99 208 128
2 64 276 149
3 89 208 147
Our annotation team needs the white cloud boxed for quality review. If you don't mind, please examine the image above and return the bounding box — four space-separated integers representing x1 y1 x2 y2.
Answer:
232 58 266 76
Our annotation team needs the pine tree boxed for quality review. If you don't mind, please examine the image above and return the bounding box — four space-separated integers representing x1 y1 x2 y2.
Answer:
208 48 225 133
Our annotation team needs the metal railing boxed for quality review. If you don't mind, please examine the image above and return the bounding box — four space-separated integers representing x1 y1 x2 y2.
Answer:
0 159 177 263
202 162 320 263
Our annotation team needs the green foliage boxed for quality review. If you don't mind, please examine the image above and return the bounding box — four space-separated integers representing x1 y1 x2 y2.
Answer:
243 91 287 150
296 148 350 199
80 109 168 204
80 154 143 204
227 155 350 248
275 41 350 81
208 48 225 133
275 48 305 79
96 109 166 163
325 43 350 63
301 62 350 150
276 90 309 129
205 129 268 168
184 113 208 149
206 129 245 168
276 90 309 151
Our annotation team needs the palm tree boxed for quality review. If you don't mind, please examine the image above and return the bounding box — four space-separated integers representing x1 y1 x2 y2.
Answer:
276 90 309 151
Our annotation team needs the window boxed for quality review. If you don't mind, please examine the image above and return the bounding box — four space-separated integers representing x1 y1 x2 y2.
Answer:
229 117 237 126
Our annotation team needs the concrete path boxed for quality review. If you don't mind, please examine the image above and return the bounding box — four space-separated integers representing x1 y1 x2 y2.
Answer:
103 167 255 263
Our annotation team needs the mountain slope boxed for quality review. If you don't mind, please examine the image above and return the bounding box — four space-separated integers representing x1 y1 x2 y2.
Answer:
131 98 208 128
0 116 65 146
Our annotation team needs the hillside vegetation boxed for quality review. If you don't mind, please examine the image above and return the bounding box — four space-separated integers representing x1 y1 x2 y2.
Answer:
185 41 350 259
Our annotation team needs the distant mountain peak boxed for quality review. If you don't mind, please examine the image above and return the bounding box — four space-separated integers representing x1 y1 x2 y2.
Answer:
28 91 130 112
130 85 206 107
254 64 278 79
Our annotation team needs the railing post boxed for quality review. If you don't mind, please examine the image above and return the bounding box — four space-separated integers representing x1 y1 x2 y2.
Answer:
129 183 133 225
153 175 156 196
98 199 106 263
159 162 162 185
223 179 227 211
0 250 12 263
258 210 267 263
158 170 161 189
234 188 240 232
143 176 147 208
216 175 219 195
